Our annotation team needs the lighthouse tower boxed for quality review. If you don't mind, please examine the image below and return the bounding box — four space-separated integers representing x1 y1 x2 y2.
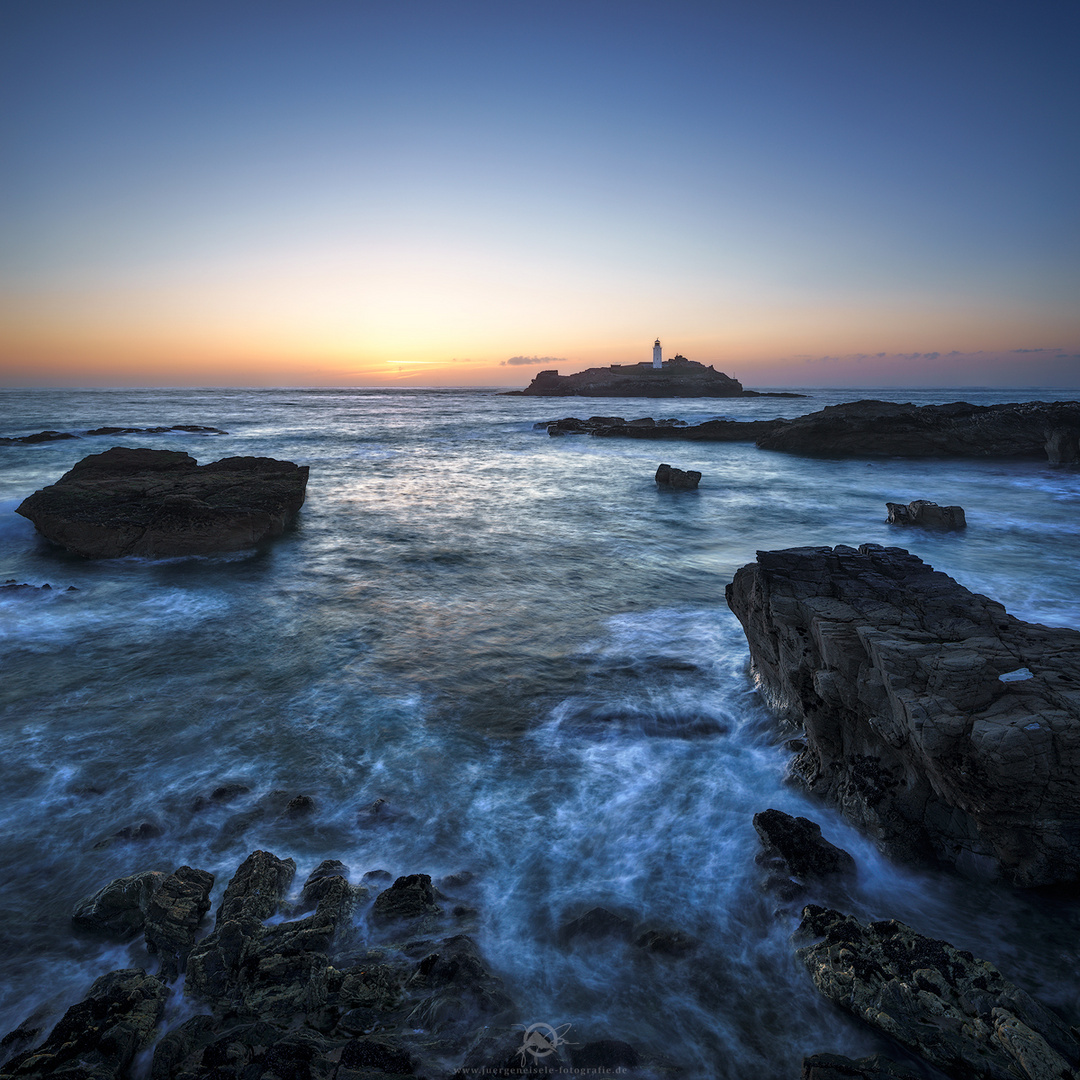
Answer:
652 338 662 369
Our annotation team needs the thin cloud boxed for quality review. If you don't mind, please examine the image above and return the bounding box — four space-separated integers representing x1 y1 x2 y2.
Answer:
501 355 567 367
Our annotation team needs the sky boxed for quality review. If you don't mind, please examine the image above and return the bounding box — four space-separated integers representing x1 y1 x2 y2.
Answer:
1 0 1078 388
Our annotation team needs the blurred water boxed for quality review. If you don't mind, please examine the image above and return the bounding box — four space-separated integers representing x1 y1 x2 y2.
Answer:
1 385 1078 1078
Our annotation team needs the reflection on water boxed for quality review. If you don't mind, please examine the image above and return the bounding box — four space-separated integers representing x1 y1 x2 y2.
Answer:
1 386 1078 1077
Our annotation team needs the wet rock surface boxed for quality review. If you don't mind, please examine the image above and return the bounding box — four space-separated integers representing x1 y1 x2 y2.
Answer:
795 905 1080 1080
753 809 855 882
756 399 1080 460
4 849 664 1080
16 447 308 558
727 544 1080 886
71 870 166 939
654 463 701 489
886 500 966 529
539 399 1080 461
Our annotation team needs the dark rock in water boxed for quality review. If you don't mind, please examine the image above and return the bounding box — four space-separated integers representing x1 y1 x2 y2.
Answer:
752 809 855 880
756 398 1080 460
406 935 515 1034
82 425 227 437
801 1052 924 1080
655 463 701 489
372 874 439 922
571 1039 639 1070
1 580 76 594
16 447 309 558
726 544 1080 887
541 399 1080 461
282 794 316 818
558 906 634 945
631 926 695 956
795 905 1080 1080
0 969 167 1080
0 430 79 445
71 870 165 938
362 868 393 884
886 499 966 529
143 866 214 981
511 355 745 398
92 820 162 848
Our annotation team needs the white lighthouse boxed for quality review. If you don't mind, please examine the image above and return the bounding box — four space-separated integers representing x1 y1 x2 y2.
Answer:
652 338 662 369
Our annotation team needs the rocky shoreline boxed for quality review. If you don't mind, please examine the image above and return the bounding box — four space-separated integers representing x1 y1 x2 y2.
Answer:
727 543 1080 887
539 399 1080 461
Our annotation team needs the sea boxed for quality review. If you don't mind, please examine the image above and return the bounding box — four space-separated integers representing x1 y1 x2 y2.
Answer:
1 385 1078 1078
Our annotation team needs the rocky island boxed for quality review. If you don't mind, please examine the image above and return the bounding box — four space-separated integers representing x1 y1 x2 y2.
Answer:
16 447 309 558
726 543 1080 887
505 354 802 398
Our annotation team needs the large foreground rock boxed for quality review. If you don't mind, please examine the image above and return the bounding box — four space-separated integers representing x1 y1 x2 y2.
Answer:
795 906 1080 1080
726 544 1080 886
16 448 308 558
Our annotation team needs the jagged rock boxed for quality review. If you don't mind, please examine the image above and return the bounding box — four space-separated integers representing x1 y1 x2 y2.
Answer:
72 870 165 938
143 866 214 981
801 1052 923 1080
752 809 855 880
726 544 1080 886
299 860 351 910
16 447 308 558
655 463 701 489
795 906 1080 1080
186 851 296 1002
371 874 439 922
0 969 168 1080
886 500 966 529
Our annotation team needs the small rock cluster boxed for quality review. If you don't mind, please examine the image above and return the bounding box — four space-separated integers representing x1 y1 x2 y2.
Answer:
2 850 659 1080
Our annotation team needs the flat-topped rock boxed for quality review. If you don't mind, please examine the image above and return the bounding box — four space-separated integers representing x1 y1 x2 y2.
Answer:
726 544 1080 886
16 447 308 558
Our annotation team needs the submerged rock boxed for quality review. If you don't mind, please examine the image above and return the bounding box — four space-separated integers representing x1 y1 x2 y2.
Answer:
795 905 1080 1080
16 447 308 558
726 544 1080 886
886 499 966 529
655 463 701 489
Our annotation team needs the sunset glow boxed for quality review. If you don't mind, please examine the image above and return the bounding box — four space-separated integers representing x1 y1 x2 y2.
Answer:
2 2 1077 388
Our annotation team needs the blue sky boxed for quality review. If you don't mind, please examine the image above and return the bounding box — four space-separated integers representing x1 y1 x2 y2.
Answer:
2 0 1077 385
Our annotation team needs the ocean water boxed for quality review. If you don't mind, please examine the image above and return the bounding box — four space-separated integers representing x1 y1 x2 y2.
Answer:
1 385 1078 1078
